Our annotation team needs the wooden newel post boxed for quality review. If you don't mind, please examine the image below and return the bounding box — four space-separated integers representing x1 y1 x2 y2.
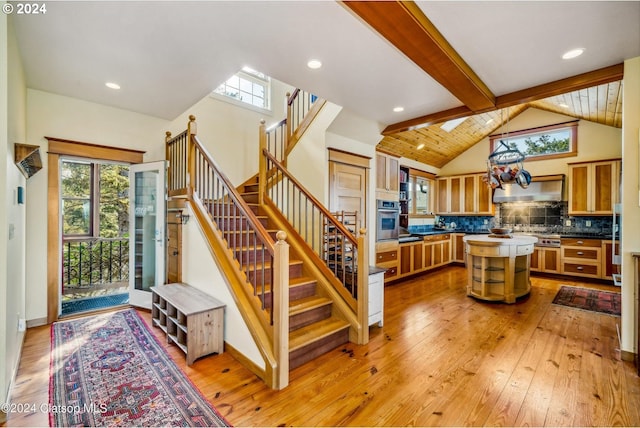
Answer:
273 230 290 389
187 115 197 197
356 228 369 344
258 120 267 206
165 131 172 191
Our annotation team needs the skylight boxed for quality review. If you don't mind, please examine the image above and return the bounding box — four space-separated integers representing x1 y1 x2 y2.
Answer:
440 117 467 132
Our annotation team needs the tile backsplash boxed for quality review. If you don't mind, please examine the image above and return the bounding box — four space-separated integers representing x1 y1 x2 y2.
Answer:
431 201 614 236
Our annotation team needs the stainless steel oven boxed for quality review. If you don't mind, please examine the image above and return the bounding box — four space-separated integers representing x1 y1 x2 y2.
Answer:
376 200 399 241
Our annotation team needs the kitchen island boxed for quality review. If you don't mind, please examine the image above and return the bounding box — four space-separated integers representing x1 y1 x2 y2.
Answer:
463 234 537 304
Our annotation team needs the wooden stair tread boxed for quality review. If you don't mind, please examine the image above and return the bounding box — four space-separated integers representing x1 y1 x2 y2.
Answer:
289 276 316 288
289 295 332 315
289 317 350 352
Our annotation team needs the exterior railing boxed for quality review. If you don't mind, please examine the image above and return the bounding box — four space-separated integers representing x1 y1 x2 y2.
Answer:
62 237 129 290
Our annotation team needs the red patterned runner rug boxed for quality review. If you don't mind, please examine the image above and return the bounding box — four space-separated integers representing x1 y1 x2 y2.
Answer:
49 308 231 427
552 285 621 316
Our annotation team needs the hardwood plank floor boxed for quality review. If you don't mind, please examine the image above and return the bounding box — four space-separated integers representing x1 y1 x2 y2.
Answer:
4 266 639 427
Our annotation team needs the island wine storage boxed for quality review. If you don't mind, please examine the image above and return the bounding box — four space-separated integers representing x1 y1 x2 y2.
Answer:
463 235 536 304
151 283 225 365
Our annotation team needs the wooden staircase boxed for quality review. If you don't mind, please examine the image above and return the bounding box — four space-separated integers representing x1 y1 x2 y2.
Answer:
238 179 351 369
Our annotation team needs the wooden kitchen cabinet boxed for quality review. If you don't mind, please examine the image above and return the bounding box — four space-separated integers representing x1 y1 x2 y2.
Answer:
436 177 461 214
375 241 398 282
568 159 620 215
376 152 399 201
530 247 561 274
436 173 493 215
452 233 466 263
399 241 424 276
560 238 601 279
602 240 621 280
425 234 451 268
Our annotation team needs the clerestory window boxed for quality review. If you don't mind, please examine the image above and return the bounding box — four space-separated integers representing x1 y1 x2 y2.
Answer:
489 121 578 161
212 67 271 111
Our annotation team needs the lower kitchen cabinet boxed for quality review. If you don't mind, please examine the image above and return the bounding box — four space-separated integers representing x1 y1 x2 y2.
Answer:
560 238 601 279
424 234 451 269
530 247 561 274
378 234 452 283
452 233 466 263
375 241 398 282
602 240 621 281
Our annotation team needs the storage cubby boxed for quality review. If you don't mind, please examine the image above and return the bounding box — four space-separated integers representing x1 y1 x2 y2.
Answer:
151 283 226 365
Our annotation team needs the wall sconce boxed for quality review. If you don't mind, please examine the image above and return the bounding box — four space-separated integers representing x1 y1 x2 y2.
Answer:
176 212 190 224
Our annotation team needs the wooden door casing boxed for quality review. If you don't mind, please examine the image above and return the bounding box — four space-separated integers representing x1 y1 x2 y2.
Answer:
167 211 182 283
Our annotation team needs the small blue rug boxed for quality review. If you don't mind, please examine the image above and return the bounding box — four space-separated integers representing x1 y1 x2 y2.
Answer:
61 293 129 316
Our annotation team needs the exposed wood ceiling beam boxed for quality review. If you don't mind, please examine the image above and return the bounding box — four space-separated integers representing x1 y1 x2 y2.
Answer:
342 0 496 112
382 63 624 135
495 63 624 108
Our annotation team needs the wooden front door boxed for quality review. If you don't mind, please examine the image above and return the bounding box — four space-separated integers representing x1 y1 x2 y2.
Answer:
329 161 367 230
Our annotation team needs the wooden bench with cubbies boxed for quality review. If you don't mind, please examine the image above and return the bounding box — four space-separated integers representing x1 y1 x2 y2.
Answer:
151 283 225 365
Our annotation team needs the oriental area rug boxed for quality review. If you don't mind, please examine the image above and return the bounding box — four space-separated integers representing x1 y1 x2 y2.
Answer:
552 286 621 316
49 308 230 427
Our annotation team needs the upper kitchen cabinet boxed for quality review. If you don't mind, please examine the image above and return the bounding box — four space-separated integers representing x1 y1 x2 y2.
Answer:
436 173 493 215
568 159 621 215
376 152 399 201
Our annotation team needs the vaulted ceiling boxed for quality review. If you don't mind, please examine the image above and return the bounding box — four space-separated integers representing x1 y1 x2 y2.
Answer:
11 1 639 168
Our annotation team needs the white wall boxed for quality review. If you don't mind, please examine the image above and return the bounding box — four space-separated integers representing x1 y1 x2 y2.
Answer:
620 56 640 355
181 205 263 368
1 15 28 409
440 108 622 177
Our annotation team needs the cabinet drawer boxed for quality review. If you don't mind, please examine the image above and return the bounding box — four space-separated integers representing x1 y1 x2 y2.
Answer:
467 244 506 257
561 238 601 248
562 262 600 277
563 247 599 260
424 234 450 242
376 250 398 263
516 244 534 255
384 266 397 279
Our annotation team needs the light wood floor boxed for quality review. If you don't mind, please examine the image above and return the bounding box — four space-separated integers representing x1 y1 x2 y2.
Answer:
5 266 639 427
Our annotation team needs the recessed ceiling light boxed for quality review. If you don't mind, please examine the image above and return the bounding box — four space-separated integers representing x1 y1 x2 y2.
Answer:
416 143 425 150
307 59 322 69
485 118 494 125
393 106 404 113
105 82 121 90
558 103 569 108
562 48 585 60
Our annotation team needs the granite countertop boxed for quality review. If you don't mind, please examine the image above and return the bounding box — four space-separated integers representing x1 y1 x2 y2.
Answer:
369 266 387 275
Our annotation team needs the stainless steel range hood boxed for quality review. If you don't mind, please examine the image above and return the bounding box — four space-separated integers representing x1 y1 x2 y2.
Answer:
493 175 564 203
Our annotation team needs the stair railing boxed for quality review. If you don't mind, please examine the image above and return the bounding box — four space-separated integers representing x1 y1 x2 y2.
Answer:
259 122 369 344
286 89 326 160
166 116 290 389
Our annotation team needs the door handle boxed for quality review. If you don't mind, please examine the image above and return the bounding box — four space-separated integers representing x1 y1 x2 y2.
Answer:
172 251 179 256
